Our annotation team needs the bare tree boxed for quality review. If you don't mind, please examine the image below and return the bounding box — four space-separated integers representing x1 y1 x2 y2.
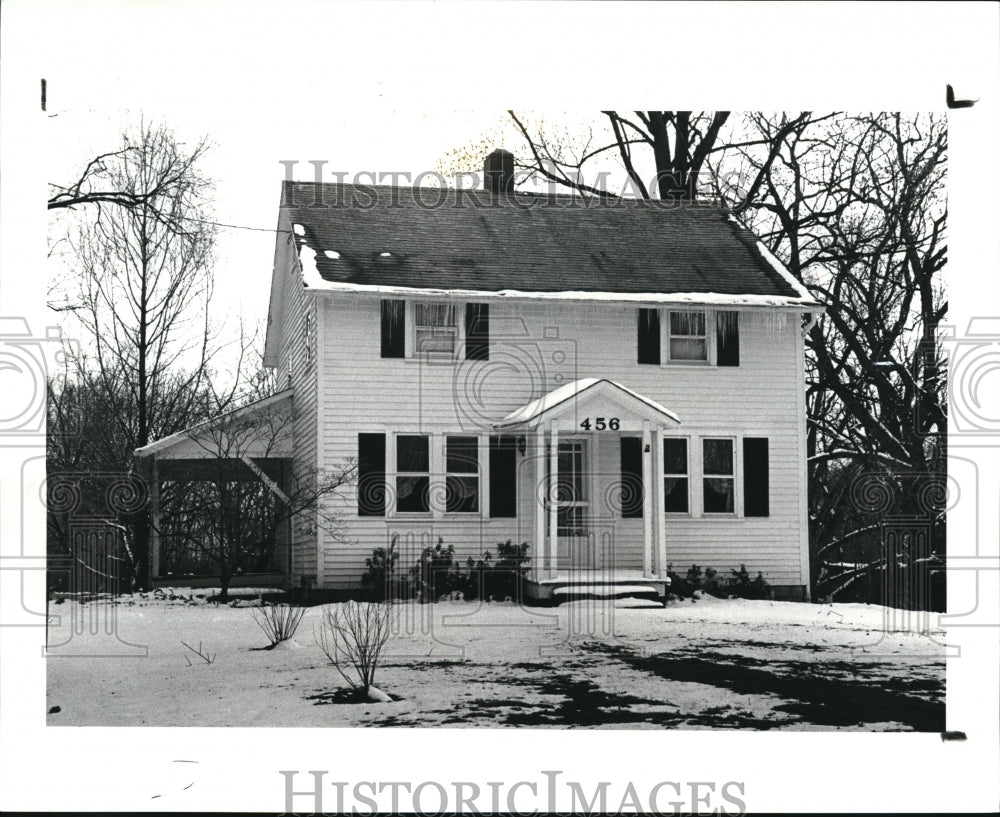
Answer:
48 125 210 235
315 601 395 697
50 120 247 588
721 113 947 601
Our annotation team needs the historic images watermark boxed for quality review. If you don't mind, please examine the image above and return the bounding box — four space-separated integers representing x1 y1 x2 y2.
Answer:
279 769 747 815
277 161 753 210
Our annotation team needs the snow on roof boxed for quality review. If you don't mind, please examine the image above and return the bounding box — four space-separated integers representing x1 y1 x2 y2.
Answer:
496 378 680 428
297 276 820 308
726 213 815 302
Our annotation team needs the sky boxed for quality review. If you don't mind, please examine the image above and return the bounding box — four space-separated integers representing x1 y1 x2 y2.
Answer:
2 1 1000 813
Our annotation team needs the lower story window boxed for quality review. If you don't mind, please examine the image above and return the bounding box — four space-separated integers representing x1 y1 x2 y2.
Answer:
445 436 479 513
663 437 689 513
703 438 735 514
396 435 430 513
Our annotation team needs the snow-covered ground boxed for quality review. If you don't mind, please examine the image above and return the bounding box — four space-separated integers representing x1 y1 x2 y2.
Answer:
46 590 945 730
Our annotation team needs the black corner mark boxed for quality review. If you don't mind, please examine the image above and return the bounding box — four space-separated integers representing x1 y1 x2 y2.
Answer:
940 730 967 741
946 84 976 109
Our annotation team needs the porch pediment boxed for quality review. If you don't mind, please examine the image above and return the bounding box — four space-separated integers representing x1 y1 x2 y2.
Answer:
493 378 680 433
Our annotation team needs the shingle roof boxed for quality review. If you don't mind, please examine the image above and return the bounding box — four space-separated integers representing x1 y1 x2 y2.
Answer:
280 181 808 301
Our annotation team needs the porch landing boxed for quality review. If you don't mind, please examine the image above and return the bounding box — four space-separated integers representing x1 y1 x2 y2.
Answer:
526 569 670 605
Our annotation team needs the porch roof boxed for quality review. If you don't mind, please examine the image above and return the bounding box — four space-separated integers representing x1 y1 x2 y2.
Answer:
133 389 294 479
493 377 680 430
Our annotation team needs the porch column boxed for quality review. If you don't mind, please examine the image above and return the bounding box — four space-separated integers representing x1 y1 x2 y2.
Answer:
653 426 667 579
642 420 653 578
548 424 559 579
150 457 161 579
534 427 546 581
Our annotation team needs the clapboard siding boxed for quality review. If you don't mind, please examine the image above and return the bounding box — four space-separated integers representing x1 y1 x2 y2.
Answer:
312 294 809 589
272 215 319 584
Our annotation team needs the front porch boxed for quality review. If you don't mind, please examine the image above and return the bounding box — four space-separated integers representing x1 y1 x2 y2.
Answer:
495 378 681 603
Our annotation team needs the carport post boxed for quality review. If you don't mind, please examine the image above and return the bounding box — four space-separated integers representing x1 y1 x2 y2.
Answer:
150 457 160 579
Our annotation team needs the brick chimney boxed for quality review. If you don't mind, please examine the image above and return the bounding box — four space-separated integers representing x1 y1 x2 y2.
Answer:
484 149 515 194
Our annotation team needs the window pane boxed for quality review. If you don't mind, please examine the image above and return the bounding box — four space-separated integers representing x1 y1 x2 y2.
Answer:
663 438 688 474
415 302 456 327
557 506 587 536
703 478 734 513
415 328 456 354
396 476 430 513
670 311 705 336
703 439 733 475
446 476 479 513
664 477 688 513
446 437 478 473
397 435 429 472
670 338 707 361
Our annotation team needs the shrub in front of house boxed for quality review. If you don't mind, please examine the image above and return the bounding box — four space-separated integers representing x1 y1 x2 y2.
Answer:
725 564 772 600
462 540 530 602
361 537 413 601
411 538 464 602
667 563 770 601
362 538 531 603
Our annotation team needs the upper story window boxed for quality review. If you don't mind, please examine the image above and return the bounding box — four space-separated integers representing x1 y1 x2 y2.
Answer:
668 310 708 362
415 303 458 356
637 308 740 367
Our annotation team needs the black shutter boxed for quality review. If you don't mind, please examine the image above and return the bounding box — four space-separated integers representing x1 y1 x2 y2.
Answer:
620 437 644 518
637 308 661 365
716 311 740 366
465 303 490 361
743 437 769 517
358 433 386 516
489 436 517 517
380 299 405 358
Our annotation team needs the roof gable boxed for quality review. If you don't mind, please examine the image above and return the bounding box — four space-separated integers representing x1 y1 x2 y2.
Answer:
496 378 681 431
280 182 817 304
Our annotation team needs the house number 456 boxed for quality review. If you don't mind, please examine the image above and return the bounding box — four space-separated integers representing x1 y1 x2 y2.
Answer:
579 417 620 431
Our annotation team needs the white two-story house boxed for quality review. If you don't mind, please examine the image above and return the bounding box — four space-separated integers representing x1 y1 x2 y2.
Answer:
138 150 822 601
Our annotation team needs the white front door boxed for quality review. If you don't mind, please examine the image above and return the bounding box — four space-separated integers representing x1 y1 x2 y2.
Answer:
547 439 596 569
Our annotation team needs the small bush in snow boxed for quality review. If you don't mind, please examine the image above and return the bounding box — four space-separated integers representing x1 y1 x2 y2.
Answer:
252 603 306 647
315 601 395 694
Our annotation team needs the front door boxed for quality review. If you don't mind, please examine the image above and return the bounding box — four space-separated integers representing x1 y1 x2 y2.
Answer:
547 439 596 569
